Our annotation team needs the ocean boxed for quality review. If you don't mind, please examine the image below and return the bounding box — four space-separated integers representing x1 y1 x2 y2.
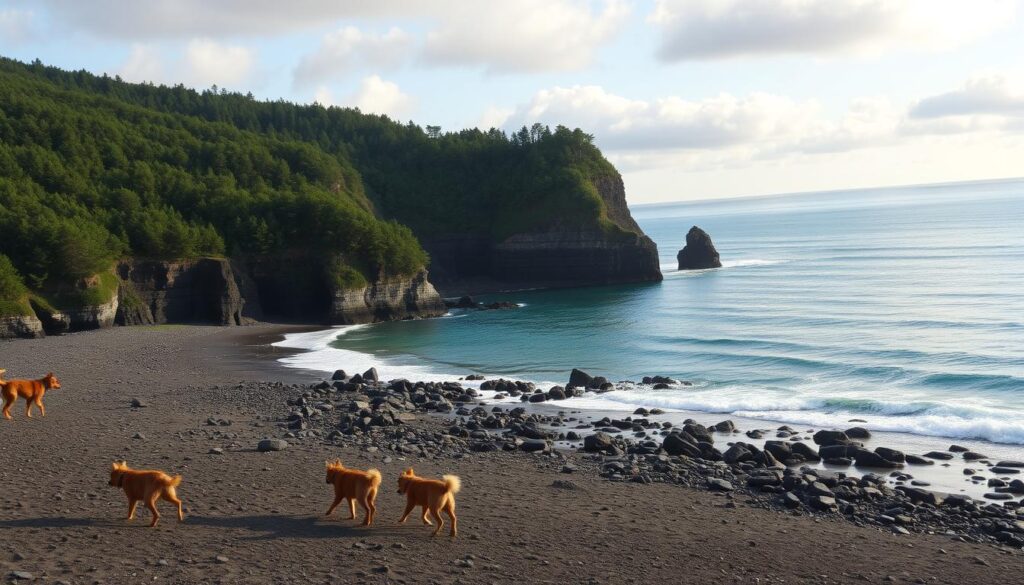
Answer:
275 178 1024 449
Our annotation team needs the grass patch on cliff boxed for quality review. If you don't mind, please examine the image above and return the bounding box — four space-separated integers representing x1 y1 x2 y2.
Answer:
39 271 119 310
0 254 34 317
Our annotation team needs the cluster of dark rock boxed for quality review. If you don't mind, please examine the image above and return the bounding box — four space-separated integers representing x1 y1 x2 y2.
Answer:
444 296 519 311
266 371 1023 550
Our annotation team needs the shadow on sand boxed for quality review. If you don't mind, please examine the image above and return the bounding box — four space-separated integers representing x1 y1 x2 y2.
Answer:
0 516 99 529
188 514 409 541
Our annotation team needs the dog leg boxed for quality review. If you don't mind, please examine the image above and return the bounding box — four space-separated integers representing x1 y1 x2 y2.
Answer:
163 488 184 522
2 391 13 419
446 501 458 538
398 500 415 524
127 499 138 520
347 498 356 520
367 492 377 525
359 495 372 526
24 398 33 418
420 506 433 525
146 495 161 527
325 495 343 517
429 508 444 537
35 398 44 417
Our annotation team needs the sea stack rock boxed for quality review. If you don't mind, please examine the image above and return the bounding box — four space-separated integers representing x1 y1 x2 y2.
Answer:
677 226 722 270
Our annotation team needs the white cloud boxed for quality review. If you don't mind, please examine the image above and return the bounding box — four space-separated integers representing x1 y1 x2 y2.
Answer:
476 106 515 129
34 0 389 39
183 39 255 88
114 40 255 89
321 75 414 118
909 74 1024 119
0 8 34 45
294 26 413 88
649 0 1015 61
504 85 885 154
118 44 165 84
422 0 629 73
37 0 628 75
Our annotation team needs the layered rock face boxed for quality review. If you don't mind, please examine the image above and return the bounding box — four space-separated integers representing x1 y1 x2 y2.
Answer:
116 259 260 326
0 314 44 339
329 270 446 324
421 174 662 294
677 226 722 270
491 229 661 287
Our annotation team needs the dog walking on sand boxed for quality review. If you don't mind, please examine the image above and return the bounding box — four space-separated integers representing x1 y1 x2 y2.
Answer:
1 371 61 420
397 468 461 537
108 461 185 527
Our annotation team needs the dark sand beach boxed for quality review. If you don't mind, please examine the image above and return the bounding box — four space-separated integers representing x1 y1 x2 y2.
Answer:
1 325 1021 584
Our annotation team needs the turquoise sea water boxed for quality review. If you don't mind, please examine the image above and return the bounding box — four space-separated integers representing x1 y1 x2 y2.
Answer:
277 179 1024 445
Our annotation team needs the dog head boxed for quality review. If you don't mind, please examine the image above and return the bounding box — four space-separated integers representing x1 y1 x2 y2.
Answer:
44 372 61 390
325 459 345 483
397 467 416 494
109 460 129 487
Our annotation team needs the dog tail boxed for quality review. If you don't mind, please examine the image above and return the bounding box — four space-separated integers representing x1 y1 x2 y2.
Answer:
166 475 183 488
443 474 461 494
366 468 382 488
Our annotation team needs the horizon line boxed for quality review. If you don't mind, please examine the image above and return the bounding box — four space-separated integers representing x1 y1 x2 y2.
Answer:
630 175 1024 208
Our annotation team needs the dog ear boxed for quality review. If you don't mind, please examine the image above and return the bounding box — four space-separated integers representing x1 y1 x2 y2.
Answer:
47 372 54 377
403 468 414 476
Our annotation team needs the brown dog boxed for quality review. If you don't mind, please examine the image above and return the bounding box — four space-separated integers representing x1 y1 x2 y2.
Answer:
324 460 381 526
397 468 460 537
2 371 61 420
108 461 184 527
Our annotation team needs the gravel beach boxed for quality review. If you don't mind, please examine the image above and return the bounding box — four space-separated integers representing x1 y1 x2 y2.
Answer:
1 325 1021 584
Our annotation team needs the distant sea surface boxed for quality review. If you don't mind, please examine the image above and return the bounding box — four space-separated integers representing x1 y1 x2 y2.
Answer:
277 179 1024 446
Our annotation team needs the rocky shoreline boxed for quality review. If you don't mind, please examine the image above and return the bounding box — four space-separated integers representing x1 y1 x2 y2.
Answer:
263 367 1024 551
2 325 1021 584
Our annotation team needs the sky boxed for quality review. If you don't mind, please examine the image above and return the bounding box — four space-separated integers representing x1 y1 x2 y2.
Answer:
1 1 1023 204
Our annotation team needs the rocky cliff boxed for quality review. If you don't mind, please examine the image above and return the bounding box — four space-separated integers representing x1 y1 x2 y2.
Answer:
329 270 446 324
420 173 662 294
116 258 261 326
0 314 44 339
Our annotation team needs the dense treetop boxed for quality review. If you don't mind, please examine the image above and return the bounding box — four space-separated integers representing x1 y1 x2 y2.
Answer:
0 57 631 311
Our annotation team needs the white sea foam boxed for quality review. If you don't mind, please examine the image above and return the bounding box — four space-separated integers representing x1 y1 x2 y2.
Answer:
273 326 482 384
272 325 1024 445
659 258 786 273
526 385 1024 445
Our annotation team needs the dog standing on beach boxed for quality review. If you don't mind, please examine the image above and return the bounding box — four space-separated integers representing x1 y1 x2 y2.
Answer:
324 460 381 526
396 468 460 537
108 461 184 527
1 371 61 420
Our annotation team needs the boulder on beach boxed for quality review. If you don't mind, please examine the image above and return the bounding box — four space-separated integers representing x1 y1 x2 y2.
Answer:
676 226 722 270
567 368 594 389
257 439 288 452
812 430 851 446
583 432 614 453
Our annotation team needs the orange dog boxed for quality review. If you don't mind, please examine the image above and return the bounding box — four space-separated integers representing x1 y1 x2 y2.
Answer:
2 371 61 420
324 460 381 526
396 468 460 537
108 461 184 527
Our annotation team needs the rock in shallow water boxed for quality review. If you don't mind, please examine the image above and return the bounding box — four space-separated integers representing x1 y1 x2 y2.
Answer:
676 226 722 270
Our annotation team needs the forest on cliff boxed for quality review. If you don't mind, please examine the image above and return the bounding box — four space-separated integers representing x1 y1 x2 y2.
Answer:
0 57 629 315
